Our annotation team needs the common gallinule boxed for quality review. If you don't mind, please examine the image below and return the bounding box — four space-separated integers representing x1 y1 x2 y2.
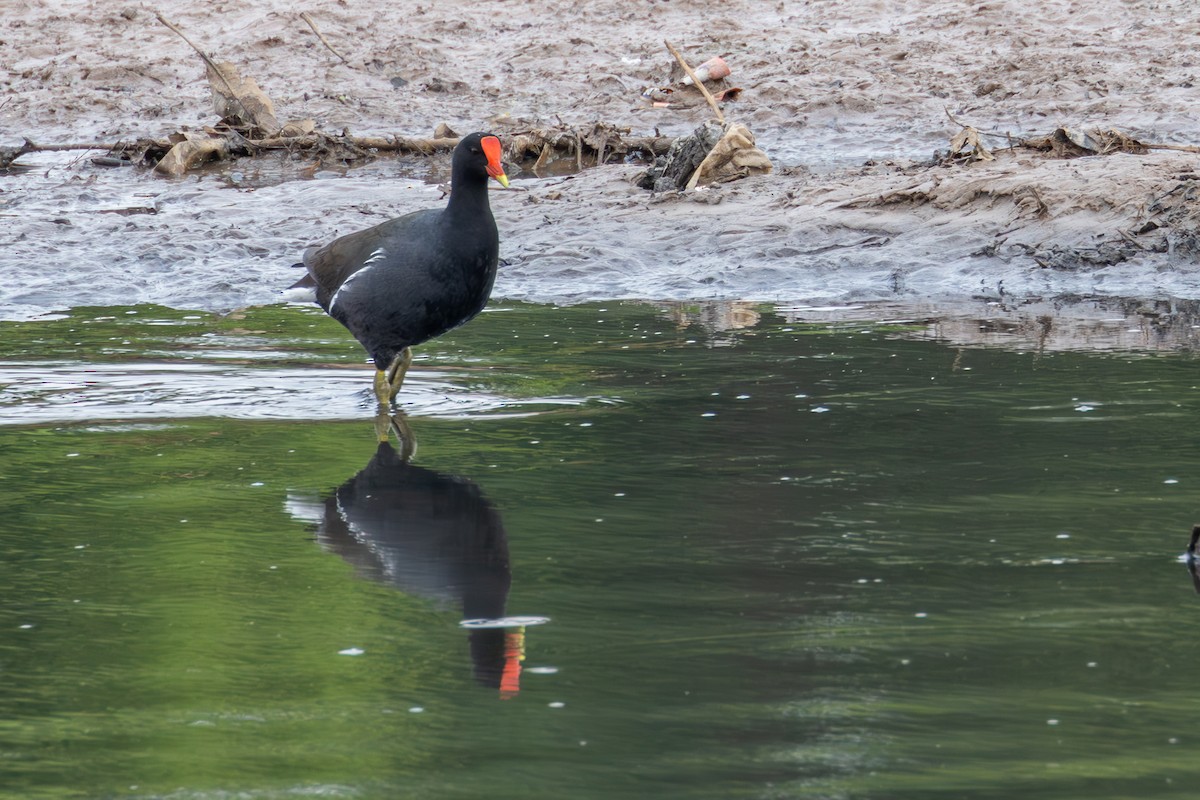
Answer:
291 132 509 405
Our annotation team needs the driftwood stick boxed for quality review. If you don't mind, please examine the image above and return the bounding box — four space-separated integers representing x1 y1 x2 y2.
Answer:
154 9 258 130
22 139 120 152
154 12 228 87
944 106 968 129
154 9 265 130
1146 143 1200 154
664 40 724 124
12 134 664 156
252 134 461 152
299 12 351 65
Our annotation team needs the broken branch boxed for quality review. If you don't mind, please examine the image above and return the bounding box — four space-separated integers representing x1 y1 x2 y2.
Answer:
154 11 255 126
300 12 351 66
664 40 725 123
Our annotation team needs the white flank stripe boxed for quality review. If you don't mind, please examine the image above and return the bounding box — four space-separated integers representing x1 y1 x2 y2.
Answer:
329 247 387 313
279 285 317 304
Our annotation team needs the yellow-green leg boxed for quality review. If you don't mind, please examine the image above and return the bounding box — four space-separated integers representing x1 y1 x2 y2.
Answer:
372 347 413 407
386 347 413 402
373 369 391 407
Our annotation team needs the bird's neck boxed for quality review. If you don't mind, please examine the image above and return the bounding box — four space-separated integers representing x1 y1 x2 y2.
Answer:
445 174 492 220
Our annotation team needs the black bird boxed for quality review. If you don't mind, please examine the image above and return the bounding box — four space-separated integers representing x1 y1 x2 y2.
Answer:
291 132 509 406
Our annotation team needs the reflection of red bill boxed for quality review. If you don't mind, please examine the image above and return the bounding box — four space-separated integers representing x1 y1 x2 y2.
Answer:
460 616 548 699
499 629 525 700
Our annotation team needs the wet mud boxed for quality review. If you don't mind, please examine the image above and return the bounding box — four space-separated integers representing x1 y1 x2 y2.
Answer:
4 0 1200 320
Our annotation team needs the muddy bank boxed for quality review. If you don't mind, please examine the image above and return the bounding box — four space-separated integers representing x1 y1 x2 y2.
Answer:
4 0 1200 319
5 0 1199 164
497 148 1200 303
5 143 1200 321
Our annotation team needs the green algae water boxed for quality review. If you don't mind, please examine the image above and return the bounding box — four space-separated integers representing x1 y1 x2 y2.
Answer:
1 301 1198 799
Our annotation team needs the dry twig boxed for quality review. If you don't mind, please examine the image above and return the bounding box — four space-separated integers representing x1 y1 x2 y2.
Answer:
664 40 725 123
300 12 351 65
1147 143 1200 155
154 11 254 124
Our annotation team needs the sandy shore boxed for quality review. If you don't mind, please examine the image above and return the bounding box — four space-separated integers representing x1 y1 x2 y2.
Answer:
3 0 1200 318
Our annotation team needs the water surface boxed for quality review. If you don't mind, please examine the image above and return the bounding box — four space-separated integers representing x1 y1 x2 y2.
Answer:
0 301 1196 799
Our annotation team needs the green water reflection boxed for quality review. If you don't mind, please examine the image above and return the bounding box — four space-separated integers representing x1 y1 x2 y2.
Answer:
0 301 1198 799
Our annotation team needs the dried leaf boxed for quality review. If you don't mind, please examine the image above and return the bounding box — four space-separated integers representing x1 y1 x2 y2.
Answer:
1090 127 1148 155
154 134 228 176
948 126 994 161
279 119 316 137
686 122 773 189
205 61 280 135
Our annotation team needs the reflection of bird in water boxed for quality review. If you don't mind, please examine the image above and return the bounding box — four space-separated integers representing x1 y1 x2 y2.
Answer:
290 417 527 696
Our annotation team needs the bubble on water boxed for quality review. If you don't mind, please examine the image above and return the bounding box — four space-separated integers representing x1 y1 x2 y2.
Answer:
1047 719 1060 726
1087 662 1098 668
1056 533 1070 539
701 411 717 417
548 702 565 708
736 394 751 400
1074 404 1094 412
338 647 364 656
66 453 80 458
250 482 264 487
526 666 559 674
811 406 830 413
1164 478 1179 485
19 624 33 630
460 616 550 629
409 706 424 713
914 612 928 618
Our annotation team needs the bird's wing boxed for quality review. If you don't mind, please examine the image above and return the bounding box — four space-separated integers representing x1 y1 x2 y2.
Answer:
302 210 435 300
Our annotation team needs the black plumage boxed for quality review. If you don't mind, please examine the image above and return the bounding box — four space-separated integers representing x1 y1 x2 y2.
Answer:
291 132 508 405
